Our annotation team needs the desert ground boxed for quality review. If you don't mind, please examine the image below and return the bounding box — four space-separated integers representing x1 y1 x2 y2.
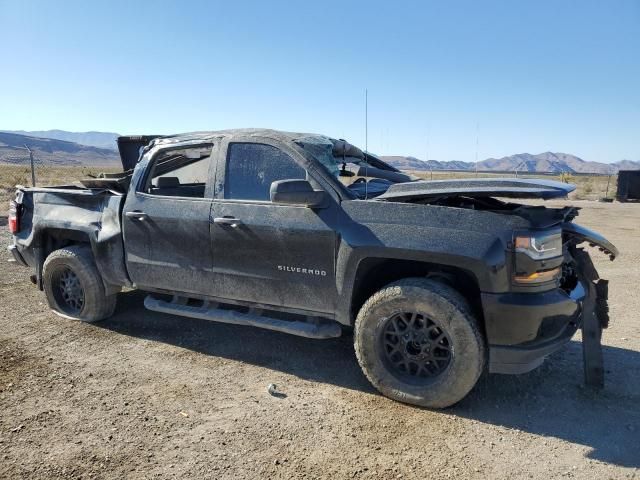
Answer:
0 172 638 479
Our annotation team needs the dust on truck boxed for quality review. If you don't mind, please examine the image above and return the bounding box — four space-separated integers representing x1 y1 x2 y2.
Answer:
7 129 618 408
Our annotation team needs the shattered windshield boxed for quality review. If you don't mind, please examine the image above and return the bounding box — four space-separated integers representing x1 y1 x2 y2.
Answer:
294 135 411 199
293 135 339 176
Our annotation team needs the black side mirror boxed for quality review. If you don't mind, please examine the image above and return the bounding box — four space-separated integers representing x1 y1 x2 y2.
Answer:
270 179 326 207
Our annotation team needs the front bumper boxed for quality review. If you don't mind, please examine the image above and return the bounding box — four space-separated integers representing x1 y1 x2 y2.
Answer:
483 282 587 374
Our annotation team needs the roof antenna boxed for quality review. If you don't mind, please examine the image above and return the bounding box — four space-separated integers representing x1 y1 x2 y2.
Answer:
365 88 368 199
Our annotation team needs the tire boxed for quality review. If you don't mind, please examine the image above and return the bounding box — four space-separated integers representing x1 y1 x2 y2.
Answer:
354 278 485 408
42 245 116 323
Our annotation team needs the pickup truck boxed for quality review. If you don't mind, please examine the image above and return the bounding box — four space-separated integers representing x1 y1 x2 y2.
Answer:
7 129 618 408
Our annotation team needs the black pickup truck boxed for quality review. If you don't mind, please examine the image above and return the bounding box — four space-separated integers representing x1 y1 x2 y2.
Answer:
7 129 618 408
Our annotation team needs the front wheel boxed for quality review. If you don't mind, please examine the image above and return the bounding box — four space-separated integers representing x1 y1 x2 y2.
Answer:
354 278 485 408
42 245 116 323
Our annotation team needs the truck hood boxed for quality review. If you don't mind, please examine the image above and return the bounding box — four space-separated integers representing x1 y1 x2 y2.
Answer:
377 178 576 201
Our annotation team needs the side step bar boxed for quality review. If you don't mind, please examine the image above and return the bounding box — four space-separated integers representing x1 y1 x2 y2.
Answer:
144 295 343 339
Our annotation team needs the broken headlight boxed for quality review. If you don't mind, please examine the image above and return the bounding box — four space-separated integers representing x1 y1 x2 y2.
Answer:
514 230 562 260
513 229 563 286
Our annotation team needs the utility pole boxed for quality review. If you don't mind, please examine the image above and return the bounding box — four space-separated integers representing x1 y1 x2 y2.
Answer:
24 145 36 186
364 89 368 200
474 122 479 178
514 160 526 178
365 89 368 155
426 126 430 178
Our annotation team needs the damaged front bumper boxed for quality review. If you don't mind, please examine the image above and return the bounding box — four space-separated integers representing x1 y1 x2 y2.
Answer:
485 247 611 378
485 282 587 374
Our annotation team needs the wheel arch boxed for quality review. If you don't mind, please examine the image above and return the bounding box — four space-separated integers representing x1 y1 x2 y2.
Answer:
346 256 485 331
41 243 117 322
33 227 123 293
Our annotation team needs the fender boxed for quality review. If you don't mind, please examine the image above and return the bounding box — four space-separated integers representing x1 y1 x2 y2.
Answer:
20 191 130 289
333 200 525 325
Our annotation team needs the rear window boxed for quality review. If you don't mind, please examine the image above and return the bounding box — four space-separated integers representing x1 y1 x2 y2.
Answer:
143 146 212 198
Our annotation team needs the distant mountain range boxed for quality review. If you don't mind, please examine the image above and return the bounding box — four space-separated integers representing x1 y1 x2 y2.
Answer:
381 157 474 171
0 132 119 166
1 130 638 173
3 130 120 150
381 152 640 174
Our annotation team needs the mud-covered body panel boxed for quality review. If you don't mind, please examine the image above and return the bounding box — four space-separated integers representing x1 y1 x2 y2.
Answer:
333 200 532 324
11 188 129 288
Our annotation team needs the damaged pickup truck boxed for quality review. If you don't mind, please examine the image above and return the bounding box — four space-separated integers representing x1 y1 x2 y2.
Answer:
7 129 618 408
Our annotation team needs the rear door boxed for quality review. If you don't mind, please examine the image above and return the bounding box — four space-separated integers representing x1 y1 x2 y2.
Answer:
122 142 218 295
209 137 339 314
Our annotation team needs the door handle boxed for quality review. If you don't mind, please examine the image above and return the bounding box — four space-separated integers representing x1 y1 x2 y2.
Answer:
213 216 243 228
126 210 149 221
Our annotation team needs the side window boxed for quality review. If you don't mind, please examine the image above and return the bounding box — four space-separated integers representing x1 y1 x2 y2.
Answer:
144 145 212 198
225 143 305 201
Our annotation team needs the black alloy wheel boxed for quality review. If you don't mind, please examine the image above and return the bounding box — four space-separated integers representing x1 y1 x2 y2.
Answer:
380 311 452 383
51 266 85 315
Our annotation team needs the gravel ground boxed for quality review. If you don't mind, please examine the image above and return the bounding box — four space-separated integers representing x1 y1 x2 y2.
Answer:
0 200 638 479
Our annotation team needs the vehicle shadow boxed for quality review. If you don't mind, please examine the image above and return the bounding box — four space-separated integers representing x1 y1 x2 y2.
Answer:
101 290 375 393
455 342 640 468
100 290 640 468
0 216 7 227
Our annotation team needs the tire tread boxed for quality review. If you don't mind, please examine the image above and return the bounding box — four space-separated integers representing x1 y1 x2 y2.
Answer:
42 245 116 323
354 277 485 408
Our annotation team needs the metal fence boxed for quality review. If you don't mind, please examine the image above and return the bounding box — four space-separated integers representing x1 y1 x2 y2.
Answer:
0 148 117 197
0 146 41 188
0 150 619 203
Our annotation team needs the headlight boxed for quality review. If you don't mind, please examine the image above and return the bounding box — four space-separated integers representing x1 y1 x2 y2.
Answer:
513 229 563 287
514 267 561 284
514 230 562 260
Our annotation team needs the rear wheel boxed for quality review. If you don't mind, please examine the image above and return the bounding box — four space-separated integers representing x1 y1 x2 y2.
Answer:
354 278 485 408
43 245 116 323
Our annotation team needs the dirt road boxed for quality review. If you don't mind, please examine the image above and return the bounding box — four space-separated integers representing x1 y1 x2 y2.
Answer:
1 201 638 479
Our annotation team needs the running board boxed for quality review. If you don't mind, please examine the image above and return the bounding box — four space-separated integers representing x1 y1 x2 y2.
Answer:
144 295 342 339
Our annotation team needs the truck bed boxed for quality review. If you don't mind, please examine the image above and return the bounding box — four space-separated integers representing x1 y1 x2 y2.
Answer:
10 186 129 289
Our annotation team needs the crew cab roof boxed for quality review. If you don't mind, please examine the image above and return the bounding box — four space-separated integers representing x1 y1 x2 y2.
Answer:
117 129 400 173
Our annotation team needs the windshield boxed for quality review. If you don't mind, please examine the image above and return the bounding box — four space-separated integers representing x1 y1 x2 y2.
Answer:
294 135 414 199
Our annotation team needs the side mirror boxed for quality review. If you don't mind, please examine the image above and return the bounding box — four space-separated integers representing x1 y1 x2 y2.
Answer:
270 179 326 207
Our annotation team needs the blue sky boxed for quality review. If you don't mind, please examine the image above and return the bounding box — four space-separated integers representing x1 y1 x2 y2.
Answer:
1 0 638 162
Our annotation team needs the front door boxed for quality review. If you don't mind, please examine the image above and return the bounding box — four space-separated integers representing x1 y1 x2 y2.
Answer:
122 143 217 295
209 140 338 314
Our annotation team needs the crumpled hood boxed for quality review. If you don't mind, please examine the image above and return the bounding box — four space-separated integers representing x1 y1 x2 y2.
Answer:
378 178 576 201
